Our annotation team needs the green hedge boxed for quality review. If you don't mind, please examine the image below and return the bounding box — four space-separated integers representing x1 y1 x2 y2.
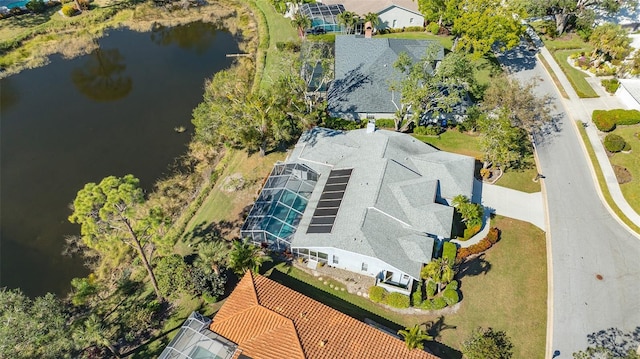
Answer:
368 286 387 303
412 282 423 304
322 117 365 131
604 134 626 152
601 78 620 94
426 280 436 299
446 280 458 291
593 109 640 132
384 292 410 308
442 242 457 262
375 119 395 129
432 297 447 310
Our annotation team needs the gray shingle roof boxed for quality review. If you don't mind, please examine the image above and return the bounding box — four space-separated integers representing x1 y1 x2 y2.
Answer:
328 36 444 118
289 127 474 278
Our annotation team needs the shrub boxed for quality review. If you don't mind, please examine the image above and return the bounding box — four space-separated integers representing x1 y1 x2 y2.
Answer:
443 288 460 305
275 41 300 52
463 223 481 240
442 241 457 262
419 299 435 310
385 292 410 308
405 26 425 32
432 297 447 309
427 22 440 35
446 280 458 291
604 134 626 152
368 286 387 303
592 110 617 132
426 280 436 299
322 117 364 130
623 142 631 151
414 125 443 136
542 20 558 38
486 227 500 244
375 118 395 128
456 227 500 261
25 0 46 13
601 78 620 94
61 4 76 16
412 282 423 304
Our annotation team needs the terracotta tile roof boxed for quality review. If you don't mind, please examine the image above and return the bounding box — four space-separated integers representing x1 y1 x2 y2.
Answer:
210 272 439 359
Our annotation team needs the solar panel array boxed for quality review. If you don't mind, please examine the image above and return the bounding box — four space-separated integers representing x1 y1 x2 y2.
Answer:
307 168 352 234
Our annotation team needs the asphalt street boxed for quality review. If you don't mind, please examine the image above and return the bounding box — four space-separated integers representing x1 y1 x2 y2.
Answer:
495 43 640 358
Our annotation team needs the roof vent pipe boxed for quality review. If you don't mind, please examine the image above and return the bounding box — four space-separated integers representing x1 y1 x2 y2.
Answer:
364 21 373 38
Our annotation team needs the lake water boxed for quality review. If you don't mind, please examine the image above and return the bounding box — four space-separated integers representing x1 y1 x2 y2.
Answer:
0 22 239 297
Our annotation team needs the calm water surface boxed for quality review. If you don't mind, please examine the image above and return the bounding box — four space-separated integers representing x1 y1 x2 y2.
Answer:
0 22 239 297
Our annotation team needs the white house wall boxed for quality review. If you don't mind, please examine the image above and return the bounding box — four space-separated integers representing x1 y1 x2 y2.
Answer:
377 6 424 30
293 246 415 283
615 84 640 111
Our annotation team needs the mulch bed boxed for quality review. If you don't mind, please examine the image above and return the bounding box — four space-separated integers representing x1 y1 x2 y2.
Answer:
613 165 633 184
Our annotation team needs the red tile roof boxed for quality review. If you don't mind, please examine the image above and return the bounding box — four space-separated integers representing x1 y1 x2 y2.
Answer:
210 272 439 359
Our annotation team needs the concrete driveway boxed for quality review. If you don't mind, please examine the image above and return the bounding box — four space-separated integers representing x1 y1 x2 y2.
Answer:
496 43 640 358
480 181 545 230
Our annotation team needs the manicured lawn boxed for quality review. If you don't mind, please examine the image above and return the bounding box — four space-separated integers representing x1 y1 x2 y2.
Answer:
255 0 298 87
577 123 640 234
542 33 591 52
268 216 547 359
414 130 484 159
377 31 454 50
496 167 541 193
552 49 598 98
608 124 640 215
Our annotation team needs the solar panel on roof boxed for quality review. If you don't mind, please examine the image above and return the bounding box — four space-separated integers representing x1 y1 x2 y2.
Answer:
330 168 352 176
313 208 339 217
307 225 333 234
306 168 352 234
325 176 349 185
310 217 336 225
318 200 342 208
320 192 343 200
323 183 347 192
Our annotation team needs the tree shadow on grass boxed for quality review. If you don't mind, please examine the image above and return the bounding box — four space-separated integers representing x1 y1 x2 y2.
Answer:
456 253 492 280
584 326 640 357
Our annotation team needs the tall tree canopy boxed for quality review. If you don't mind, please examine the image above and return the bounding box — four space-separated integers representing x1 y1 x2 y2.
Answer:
461 327 513 359
228 239 272 275
589 23 632 62
397 324 433 350
68 175 167 301
524 0 637 35
477 111 530 170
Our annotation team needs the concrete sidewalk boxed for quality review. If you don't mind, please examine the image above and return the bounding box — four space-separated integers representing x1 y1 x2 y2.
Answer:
537 47 640 231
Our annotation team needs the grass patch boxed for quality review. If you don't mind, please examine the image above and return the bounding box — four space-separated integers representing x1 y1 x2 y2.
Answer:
552 49 598 98
496 167 541 193
537 54 569 99
377 32 454 51
542 33 590 52
268 216 547 358
414 130 484 159
577 123 640 234
607 124 640 215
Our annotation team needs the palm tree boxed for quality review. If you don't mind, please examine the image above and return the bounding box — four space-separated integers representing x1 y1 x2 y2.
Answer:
337 11 359 34
228 239 273 275
195 240 230 276
398 324 433 350
363 12 380 29
291 13 311 39
421 258 454 293
73 314 120 358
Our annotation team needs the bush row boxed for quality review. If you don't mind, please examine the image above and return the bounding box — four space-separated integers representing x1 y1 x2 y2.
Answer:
375 118 395 129
376 26 425 35
442 241 457 263
368 286 410 308
592 109 640 132
415 280 460 310
456 227 500 261
414 125 444 136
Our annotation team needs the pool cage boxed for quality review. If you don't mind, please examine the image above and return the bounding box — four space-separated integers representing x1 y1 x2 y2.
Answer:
158 312 238 359
241 162 319 251
299 3 345 33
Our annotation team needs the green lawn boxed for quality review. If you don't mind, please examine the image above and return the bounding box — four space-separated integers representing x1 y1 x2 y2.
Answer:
254 0 298 87
551 49 598 98
608 124 640 215
414 130 484 159
268 216 547 359
496 167 541 193
377 31 454 50
577 123 640 234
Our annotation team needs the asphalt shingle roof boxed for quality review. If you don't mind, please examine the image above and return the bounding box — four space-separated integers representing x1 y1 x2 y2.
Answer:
289 127 475 278
328 36 444 118
210 272 440 359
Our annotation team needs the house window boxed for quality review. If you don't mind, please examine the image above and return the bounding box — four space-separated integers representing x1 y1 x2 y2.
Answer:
409 18 414 24
366 114 375 120
361 262 368 271
392 20 397 28
333 255 339 264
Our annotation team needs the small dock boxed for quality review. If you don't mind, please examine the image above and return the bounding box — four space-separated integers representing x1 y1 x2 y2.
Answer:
226 53 252 58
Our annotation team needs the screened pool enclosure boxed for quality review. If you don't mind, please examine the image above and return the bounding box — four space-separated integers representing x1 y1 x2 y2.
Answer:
241 162 319 250
299 3 345 33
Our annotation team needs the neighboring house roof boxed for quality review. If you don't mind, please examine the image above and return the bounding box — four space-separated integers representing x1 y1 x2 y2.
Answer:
320 0 421 16
209 271 440 359
328 35 443 117
288 127 475 278
619 79 640 104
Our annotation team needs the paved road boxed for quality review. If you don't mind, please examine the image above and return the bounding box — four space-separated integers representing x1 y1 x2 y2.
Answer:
496 43 640 358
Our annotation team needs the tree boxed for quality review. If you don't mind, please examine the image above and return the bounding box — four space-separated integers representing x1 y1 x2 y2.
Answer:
300 41 334 105
68 175 166 301
452 194 483 226
525 0 637 36
417 0 458 27
574 346 640 359
589 23 632 62
155 254 193 299
25 0 46 13
481 74 553 138
477 111 530 170
291 13 311 39
391 49 476 131
461 327 513 359
70 274 100 306
0 289 75 359
420 257 455 293
363 12 380 28
451 0 525 58
72 314 120 358
195 240 230 276
337 11 359 34
397 324 434 350
228 239 273 275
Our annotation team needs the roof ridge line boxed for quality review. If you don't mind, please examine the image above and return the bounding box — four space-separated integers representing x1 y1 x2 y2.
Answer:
241 305 306 358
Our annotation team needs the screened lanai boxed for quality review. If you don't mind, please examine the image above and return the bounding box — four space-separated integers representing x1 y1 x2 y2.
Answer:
299 3 345 32
241 162 319 250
